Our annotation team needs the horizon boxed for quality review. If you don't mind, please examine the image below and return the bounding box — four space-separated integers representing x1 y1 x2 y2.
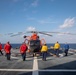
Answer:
1 43 76 44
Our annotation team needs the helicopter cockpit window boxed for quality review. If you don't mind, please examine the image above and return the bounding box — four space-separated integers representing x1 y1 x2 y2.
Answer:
35 40 40 46
30 40 40 46
30 40 35 46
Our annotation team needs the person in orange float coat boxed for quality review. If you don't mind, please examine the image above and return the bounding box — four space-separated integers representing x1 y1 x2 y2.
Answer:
4 42 12 60
0 42 3 55
20 42 28 61
31 32 38 40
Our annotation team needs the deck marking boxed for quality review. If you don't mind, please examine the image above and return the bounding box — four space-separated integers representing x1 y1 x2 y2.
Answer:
0 69 33 71
37 57 53 60
32 57 38 75
39 69 76 72
11 56 20 59
1 69 76 72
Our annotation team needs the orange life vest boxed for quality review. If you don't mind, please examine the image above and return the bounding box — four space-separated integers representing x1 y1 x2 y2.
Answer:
31 33 38 40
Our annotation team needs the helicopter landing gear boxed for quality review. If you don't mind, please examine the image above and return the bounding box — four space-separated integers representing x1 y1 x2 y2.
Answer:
33 53 36 57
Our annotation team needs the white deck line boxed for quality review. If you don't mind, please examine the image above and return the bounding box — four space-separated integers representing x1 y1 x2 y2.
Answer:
0 69 33 71
0 69 76 72
39 69 76 72
11 56 20 59
32 57 38 75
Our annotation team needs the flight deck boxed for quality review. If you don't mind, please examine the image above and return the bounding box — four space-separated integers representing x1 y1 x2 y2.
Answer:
0 49 76 75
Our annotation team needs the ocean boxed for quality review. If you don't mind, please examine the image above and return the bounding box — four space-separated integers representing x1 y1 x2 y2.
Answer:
2 43 76 49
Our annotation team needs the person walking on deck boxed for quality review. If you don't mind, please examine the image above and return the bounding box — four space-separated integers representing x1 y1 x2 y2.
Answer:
4 42 12 60
0 42 3 55
41 44 48 61
54 41 60 57
20 42 28 61
64 42 69 56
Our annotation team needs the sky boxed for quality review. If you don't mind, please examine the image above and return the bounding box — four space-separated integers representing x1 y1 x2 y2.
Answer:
0 0 76 43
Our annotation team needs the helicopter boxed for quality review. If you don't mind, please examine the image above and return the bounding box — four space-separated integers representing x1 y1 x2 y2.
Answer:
22 31 53 56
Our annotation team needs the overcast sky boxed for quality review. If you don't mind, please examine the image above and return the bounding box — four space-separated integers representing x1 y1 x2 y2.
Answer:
0 0 76 43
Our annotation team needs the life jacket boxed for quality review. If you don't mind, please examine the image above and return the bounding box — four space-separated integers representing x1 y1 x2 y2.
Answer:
54 43 60 49
4 44 11 53
20 44 28 53
41 45 48 52
0 44 2 50
31 33 38 40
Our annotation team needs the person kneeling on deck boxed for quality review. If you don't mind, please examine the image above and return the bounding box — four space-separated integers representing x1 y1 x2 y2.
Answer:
41 44 48 61
54 41 60 57
20 42 28 61
4 42 12 60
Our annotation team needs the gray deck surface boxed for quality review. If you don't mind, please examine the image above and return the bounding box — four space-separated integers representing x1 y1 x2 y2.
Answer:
0 49 76 75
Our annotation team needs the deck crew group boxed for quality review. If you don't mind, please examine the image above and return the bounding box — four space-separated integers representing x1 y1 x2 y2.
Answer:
0 41 69 61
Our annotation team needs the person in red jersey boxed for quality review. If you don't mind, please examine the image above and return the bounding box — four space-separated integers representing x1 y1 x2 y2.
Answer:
20 42 28 61
0 42 3 55
4 42 12 60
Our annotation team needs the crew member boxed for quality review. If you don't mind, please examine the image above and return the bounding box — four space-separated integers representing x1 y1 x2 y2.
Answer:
0 42 3 55
41 44 48 61
64 42 69 56
4 42 12 60
54 41 60 57
20 42 28 61
31 32 38 40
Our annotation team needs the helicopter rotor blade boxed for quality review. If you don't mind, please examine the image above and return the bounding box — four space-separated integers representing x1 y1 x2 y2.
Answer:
39 31 76 35
10 32 28 37
27 31 52 36
38 31 52 36
5 33 14 35
4 30 76 37
10 32 24 37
